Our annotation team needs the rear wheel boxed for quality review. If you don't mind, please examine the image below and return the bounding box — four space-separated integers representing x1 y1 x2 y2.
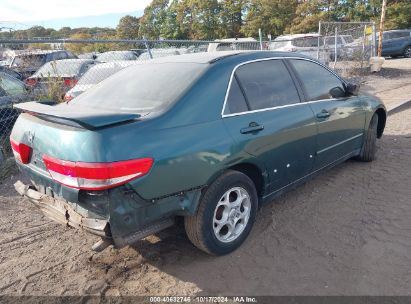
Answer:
356 114 379 162
404 46 411 58
184 170 258 255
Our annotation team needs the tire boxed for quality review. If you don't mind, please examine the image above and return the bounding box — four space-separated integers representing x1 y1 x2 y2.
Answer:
184 170 258 255
357 114 379 162
404 46 411 58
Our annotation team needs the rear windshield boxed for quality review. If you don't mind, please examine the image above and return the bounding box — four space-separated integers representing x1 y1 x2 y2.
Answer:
71 62 206 112
34 61 87 77
12 54 46 68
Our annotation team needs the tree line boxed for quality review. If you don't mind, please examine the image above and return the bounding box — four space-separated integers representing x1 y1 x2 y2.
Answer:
0 0 409 42
120 0 410 40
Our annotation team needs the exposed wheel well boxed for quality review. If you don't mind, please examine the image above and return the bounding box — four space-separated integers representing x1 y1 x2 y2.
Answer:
228 163 265 198
375 108 386 138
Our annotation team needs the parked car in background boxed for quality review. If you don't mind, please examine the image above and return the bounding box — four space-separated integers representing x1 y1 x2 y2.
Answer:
207 38 258 52
138 49 180 60
8 50 77 78
0 72 28 103
11 51 386 256
322 35 355 60
78 52 98 60
342 36 373 61
380 29 411 58
270 34 330 63
0 72 29 145
25 59 95 98
0 65 23 80
129 49 147 57
64 61 140 101
96 51 138 62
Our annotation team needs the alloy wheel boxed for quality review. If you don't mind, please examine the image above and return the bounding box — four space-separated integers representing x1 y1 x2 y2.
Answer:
212 187 251 243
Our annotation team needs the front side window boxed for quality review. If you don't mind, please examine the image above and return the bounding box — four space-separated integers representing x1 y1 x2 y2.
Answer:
289 59 345 101
235 60 300 111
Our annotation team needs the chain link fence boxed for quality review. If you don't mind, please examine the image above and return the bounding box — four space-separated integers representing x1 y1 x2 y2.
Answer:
0 35 376 159
319 21 376 77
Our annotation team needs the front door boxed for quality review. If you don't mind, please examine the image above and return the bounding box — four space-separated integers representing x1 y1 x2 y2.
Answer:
222 59 317 193
287 59 366 170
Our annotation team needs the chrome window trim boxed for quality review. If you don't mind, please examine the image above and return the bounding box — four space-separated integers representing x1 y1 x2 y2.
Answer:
221 56 347 118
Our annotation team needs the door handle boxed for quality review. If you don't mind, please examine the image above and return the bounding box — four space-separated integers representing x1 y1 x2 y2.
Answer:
316 109 331 119
241 122 264 134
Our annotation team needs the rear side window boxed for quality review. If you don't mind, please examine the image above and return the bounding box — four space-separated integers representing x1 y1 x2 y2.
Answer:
390 32 411 39
235 60 300 111
224 77 248 115
290 59 345 101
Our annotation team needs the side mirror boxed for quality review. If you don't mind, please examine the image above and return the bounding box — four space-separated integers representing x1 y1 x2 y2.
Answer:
345 82 360 96
329 86 346 99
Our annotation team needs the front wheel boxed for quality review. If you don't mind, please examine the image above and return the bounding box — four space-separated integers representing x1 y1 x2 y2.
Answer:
404 46 411 58
356 114 379 162
184 170 258 255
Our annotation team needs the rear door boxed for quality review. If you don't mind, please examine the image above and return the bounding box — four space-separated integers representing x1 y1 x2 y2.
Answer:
222 59 317 193
287 58 366 170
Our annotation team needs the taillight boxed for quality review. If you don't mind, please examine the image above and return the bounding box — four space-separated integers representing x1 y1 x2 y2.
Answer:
64 94 73 102
25 78 38 87
10 138 32 164
64 78 77 87
42 155 154 190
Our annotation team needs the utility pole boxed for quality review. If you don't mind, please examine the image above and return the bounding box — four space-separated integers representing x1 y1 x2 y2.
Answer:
377 0 387 57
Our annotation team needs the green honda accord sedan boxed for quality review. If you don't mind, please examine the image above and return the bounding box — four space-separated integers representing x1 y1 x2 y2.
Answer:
10 51 386 255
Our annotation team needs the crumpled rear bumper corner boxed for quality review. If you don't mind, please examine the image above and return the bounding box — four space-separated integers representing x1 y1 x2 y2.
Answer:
14 180 112 239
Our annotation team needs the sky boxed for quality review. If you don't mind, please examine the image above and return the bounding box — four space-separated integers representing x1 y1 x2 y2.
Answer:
0 0 153 30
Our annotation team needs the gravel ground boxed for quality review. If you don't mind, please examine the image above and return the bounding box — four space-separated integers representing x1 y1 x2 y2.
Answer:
0 58 410 297
361 58 411 109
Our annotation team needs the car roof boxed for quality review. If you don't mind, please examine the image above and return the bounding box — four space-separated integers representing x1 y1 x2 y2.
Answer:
213 38 257 42
139 51 312 65
90 61 139 70
15 50 68 56
44 58 94 64
98 51 135 54
384 29 411 33
275 33 320 40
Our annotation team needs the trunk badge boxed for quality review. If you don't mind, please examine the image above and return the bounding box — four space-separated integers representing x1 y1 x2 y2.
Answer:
28 131 35 144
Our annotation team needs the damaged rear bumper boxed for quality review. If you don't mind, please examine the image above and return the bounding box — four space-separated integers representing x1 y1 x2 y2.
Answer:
14 180 111 239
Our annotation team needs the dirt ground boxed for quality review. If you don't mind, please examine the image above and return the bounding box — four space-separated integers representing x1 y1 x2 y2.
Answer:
0 58 410 297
